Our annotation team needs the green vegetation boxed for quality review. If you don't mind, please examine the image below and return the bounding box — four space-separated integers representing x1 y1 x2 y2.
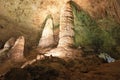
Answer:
71 2 102 49
97 18 120 56
71 1 120 56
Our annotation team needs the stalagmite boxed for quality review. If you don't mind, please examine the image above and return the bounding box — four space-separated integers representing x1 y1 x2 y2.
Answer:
58 1 74 47
8 36 26 62
4 37 16 49
38 17 55 48
0 37 15 58
44 1 82 59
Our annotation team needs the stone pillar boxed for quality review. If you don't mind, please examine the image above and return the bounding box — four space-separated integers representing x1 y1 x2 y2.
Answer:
8 36 25 62
4 37 15 49
57 1 74 48
38 18 55 48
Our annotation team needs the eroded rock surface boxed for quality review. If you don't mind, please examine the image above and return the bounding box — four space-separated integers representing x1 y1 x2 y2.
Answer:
38 17 55 48
8 36 26 62
44 1 82 59
58 1 74 47
0 37 15 63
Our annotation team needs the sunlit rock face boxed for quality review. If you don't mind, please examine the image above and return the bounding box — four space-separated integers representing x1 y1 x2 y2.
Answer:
8 36 26 62
38 18 55 48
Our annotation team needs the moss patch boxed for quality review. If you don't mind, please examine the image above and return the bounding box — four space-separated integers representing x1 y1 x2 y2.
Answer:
71 1 120 58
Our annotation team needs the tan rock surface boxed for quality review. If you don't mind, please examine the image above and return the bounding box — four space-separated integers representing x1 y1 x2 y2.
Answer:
38 18 55 48
8 36 26 62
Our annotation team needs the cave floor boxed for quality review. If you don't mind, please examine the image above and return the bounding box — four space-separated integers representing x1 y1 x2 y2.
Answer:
1 54 120 80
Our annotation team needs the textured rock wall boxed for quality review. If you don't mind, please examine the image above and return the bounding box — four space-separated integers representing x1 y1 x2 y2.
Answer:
0 0 120 55
74 0 120 23
0 0 67 53
0 0 68 28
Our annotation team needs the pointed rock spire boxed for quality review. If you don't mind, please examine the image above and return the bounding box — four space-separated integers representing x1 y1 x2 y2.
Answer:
8 36 26 62
0 37 15 58
57 1 74 47
4 37 15 49
38 17 55 48
45 1 77 58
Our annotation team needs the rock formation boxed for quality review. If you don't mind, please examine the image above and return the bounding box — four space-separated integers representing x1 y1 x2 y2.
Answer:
3 37 16 49
38 17 55 48
8 36 26 62
0 37 15 61
44 1 83 59
0 0 120 78
58 0 74 48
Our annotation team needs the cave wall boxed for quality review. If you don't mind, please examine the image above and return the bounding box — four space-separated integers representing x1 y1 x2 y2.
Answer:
0 0 67 28
74 0 120 23
0 0 68 53
0 0 120 57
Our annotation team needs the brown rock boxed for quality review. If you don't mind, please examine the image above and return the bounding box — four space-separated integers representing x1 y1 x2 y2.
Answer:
45 1 83 59
58 1 74 47
4 37 16 49
8 36 26 62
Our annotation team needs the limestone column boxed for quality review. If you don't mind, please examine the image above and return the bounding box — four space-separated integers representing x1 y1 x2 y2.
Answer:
38 17 55 48
8 36 26 62
57 1 74 48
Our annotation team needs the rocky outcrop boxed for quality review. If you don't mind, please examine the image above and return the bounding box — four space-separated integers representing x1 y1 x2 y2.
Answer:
0 0 120 54
0 37 15 63
0 0 66 53
0 37 15 55
38 17 55 48
58 1 74 47
74 0 120 23
8 36 26 62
